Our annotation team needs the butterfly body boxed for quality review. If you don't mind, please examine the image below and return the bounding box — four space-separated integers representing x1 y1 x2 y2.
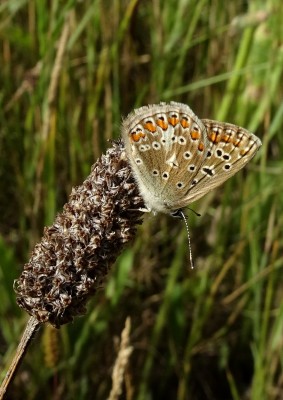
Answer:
122 102 261 214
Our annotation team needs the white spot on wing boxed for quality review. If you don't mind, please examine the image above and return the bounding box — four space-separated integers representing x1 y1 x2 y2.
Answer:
166 153 179 168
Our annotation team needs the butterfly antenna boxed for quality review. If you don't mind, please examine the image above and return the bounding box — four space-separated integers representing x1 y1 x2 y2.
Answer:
187 207 201 217
179 209 194 269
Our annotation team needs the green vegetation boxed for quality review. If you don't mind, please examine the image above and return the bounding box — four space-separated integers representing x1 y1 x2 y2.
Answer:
0 1 282 399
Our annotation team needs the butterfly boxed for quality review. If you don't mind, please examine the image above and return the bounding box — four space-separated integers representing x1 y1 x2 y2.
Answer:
122 101 261 215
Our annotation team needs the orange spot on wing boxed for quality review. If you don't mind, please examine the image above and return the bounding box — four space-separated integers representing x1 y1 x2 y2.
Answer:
208 130 221 143
190 129 200 140
156 119 168 130
198 142 204 152
144 121 157 132
131 131 145 142
208 131 216 142
233 138 242 147
222 134 232 143
168 117 179 127
180 118 190 128
240 148 249 156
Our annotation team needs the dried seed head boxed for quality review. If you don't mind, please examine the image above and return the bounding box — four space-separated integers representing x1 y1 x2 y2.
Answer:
14 141 144 328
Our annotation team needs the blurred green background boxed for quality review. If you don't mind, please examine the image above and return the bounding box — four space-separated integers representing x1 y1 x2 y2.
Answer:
0 1 282 399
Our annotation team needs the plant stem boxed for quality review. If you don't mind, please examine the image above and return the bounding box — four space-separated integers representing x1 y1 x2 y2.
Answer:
0 317 41 399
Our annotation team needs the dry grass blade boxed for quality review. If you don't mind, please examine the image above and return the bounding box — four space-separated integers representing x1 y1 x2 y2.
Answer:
108 317 133 400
